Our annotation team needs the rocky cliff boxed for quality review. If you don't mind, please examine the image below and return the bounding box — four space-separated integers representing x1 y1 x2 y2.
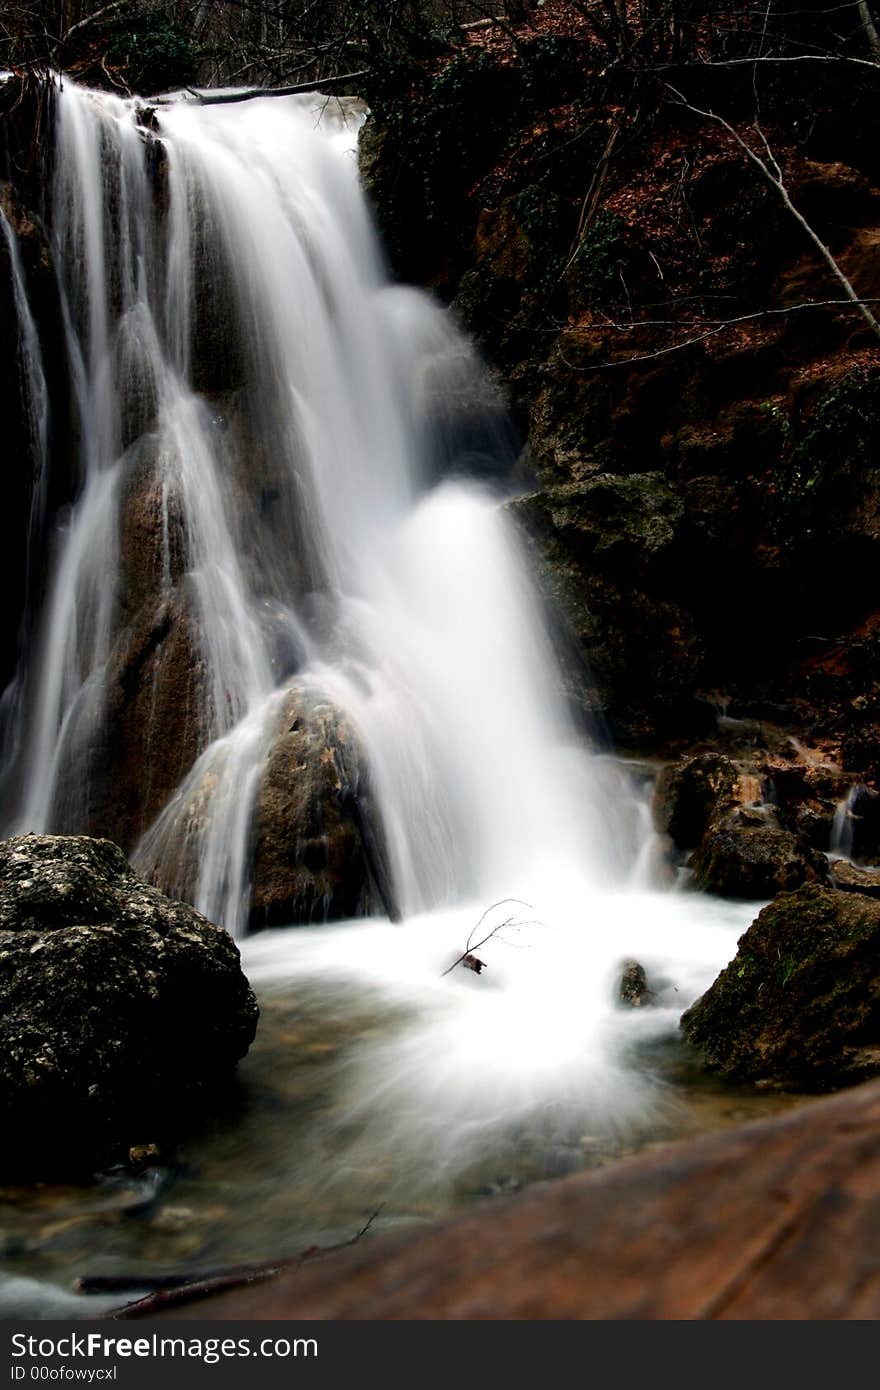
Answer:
360 7 880 773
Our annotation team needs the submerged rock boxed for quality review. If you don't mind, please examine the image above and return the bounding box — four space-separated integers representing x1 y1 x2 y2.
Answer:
0 833 258 1177
691 825 827 899
682 884 880 1086
618 959 653 1007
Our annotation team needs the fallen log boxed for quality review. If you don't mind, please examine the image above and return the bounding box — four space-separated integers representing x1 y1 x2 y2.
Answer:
165 73 370 106
114 1080 880 1319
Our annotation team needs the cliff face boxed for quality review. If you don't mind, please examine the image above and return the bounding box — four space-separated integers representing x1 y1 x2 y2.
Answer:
359 8 880 771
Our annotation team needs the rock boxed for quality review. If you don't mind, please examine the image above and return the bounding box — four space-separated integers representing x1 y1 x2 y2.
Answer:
509 491 709 741
128 1142 161 1173
126 1081 880 1320
0 833 258 1177
652 753 739 850
681 884 880 1086
0 180 74 694
249 687 397 929
842 724 880 785
691 826 828 899
619 959 653 1007
541 472 684 581
830 860 880 899
50 586 208 853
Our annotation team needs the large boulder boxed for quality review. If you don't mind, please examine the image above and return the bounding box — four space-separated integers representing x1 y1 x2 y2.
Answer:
249 687 397 929
691 825 828 899
0 833 258 1176
682 884 880 1087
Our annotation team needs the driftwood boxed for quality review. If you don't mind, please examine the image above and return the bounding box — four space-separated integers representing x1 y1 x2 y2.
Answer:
116 1080 880 1319
110 1210 382 1318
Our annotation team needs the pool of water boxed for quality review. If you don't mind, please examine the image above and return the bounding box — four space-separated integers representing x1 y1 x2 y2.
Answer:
0 957 812 1320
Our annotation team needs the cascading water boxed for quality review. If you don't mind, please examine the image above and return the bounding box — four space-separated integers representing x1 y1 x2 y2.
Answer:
1 77 757 1197
0 202 50 785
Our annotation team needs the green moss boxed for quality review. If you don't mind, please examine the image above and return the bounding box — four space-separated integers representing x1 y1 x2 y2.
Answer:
772 369 880 536
682 884 880 1087
567 209 628 300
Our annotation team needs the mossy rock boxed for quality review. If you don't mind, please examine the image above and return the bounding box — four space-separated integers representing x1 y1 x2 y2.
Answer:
682 884 880 1087
691 826 828 899
0 833 258 1177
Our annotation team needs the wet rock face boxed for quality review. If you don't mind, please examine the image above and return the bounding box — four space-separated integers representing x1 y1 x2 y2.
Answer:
682 884 880 1087
0 833 258 1177
0 181 74 695
691 825 828 899
652 753 739 851
249 688 394 929
829 860 880 899
509 490 708 742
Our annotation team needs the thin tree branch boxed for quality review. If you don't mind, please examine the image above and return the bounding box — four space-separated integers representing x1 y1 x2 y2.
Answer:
63 0 134 42
665 83 880 342
857 0 880 60
563 299 880 371
442 898 535 977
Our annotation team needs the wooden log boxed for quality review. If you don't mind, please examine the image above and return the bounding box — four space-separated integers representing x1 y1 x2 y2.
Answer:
114 1079 880 1319
164 73 370 107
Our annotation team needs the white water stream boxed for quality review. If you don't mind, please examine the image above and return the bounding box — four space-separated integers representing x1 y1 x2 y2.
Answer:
1 79 758 1183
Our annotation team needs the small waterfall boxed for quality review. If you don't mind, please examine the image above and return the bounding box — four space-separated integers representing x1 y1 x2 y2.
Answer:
830 783 861 861
0 205 49 538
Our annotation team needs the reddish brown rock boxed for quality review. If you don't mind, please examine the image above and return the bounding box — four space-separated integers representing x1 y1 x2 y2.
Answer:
691 825 828 899
118 1081 880 1320
249 686 391 928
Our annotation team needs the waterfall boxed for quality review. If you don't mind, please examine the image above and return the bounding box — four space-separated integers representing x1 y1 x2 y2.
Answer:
0 203 50 783
2 79 644 928
2 78 755 1164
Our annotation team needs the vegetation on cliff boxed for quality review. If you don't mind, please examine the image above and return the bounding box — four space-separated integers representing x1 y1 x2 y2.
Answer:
355 3 880 756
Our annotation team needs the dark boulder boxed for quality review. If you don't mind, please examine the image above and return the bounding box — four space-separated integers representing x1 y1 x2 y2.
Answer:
691 825 828 899
652 752 739 851
618 959 653 1007
0 833 258 1176
682 884 880 1087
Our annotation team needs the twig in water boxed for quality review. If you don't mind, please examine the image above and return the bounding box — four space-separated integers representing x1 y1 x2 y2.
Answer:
442 898 536 978
107 1206 386 1316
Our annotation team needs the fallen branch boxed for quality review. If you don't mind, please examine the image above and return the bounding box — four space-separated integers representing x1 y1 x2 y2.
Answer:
442 897 535 977
158 70 370 106
108 1207 385 1317
560 298 880 371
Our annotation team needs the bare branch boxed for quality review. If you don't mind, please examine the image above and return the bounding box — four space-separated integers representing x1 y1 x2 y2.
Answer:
563 299 880 371
857 0 880 60
665 83 880 342
64 0 134 43
442 897 536 977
